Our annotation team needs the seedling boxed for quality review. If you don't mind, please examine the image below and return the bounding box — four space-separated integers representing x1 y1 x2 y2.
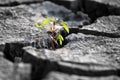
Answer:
35 17 69 50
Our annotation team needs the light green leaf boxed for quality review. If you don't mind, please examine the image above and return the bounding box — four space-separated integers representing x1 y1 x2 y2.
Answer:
36 19 50 29
59 34 64 41
35 22 44 29
60 22 69 33
57 34 64 41
57 34 64 45
59 39 62 45
43 19 51 25
63 25 69 33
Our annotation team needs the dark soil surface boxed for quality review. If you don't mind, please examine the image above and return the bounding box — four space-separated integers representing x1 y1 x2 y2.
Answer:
0 0 120 80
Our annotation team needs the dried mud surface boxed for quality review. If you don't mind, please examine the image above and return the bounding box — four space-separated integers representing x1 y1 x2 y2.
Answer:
0 0 120 80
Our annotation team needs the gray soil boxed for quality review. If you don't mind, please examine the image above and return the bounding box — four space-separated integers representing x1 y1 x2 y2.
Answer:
0 0 120 80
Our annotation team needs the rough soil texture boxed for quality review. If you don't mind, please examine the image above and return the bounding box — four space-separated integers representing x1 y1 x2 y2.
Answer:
0 0 120 80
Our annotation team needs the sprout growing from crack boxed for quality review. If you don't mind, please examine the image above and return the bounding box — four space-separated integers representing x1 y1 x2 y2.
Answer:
35 17 69 50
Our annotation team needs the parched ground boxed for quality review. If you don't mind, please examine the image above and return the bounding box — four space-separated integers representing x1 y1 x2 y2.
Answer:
0 0 120 80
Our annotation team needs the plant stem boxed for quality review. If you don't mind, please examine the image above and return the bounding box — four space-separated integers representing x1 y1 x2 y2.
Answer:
51 31 55 50
51 22 55 50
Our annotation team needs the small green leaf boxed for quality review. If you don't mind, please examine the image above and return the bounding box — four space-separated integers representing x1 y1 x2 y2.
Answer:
59 39 62 45
57 34 64 45
35 22 44 29
57 34 64 41
59 34 64 41
60 22 69 33
43 19 50 25
63 25 69 33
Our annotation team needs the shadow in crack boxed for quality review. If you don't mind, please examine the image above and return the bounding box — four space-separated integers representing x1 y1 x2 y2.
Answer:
56 62 120 77
45 0 72 9
22 50 120 80
3 42 30 62
79 29 120 38
80 0 120 23
0 0 43 7
69 28 120 38
61 60 113 67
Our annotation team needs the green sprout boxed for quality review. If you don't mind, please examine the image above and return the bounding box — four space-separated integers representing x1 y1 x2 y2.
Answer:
35 17 69 50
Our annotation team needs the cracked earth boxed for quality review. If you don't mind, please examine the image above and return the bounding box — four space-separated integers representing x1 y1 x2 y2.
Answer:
0 0 120 80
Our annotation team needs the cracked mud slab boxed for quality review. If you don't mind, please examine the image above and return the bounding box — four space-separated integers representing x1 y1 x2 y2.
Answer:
82 16 120 35
22 46 120 80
